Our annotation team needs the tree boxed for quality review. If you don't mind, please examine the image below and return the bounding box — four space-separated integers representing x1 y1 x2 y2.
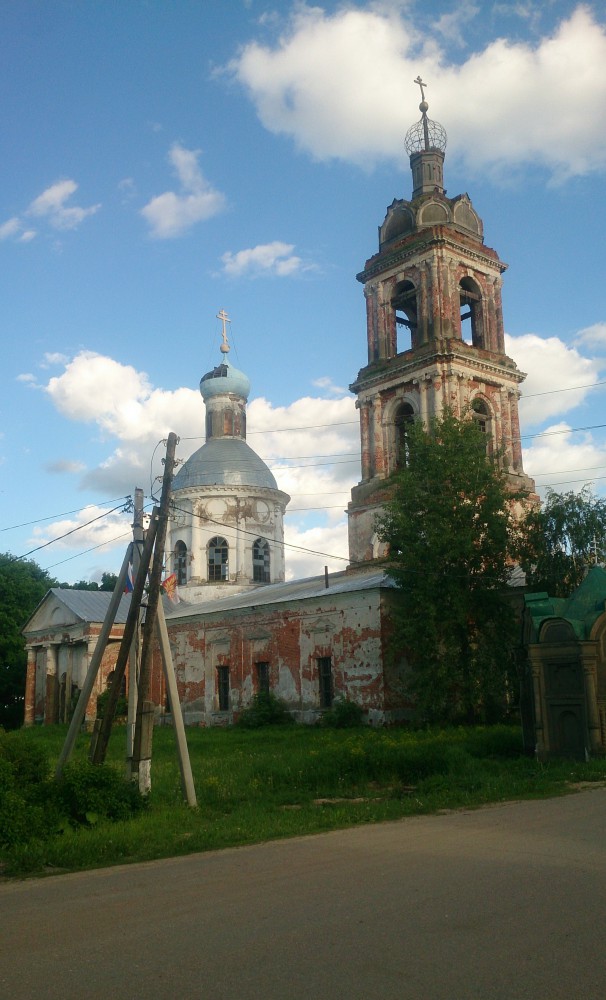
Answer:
57 572 118 592
518 486 606 597
0 554 57 729
376 411 525 725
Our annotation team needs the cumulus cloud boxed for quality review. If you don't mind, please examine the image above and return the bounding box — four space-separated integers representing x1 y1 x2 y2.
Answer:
34 349 359 576
221 241 309 277
141 143 226 238
523 422 606 496
506 332 602 426
229 4 606 179
26 504 133 558
248 393 358 576
27 179 101 230
43 351 202 445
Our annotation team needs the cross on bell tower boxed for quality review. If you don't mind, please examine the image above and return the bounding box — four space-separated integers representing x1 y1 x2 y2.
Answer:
347 81 536 565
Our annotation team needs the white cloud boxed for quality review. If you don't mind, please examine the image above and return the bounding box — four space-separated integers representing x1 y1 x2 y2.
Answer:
27 179 100 230
44 351 201 443
247 393 358 576
523 422 606 496
575 323 606 348
45 459 86 474
35 350 359 576
141 143 226 238
0 217 22 240
229 4 606 179
506 332 602 426
42 352 70 367
434 2 479 47
26 505 132 557
312 375 348 396
220 240 308 277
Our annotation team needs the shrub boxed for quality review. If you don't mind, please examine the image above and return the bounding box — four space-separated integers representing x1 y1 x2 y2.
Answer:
237 692 294 729
0 729 53 847
96 689 129 720
55 761 147 825
321 699 364 728
0 728 49 786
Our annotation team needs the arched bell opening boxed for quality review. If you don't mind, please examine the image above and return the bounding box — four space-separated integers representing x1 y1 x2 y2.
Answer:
460 277 485 349
392 280 418 353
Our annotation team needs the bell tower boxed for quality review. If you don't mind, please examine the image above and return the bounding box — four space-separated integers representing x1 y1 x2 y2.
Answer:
348 79 536 564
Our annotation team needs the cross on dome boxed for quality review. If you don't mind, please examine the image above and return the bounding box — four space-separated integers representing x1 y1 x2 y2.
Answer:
414 75 427 105
216 308 231 355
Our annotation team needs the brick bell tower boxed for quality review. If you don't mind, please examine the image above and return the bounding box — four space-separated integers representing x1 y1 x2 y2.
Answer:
348 78 536 564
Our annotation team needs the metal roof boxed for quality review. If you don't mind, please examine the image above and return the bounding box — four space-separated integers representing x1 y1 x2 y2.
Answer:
173 437 278 491
48 589 133 623
166 567 396 622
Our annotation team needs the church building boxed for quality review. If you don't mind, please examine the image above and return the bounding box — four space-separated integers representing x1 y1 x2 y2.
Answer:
23 85 535 728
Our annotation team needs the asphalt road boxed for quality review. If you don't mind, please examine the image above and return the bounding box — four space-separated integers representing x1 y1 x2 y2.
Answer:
2 789 606 1000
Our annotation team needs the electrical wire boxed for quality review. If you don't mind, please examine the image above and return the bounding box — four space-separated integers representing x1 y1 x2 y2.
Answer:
43 529 133 570
169 499 352 563
16 501 131 561
1 496 131 533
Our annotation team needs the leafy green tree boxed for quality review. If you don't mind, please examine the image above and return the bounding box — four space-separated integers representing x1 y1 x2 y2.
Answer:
57 572 118 592
518 486 606 597
0 554 57 729
377 411 525 725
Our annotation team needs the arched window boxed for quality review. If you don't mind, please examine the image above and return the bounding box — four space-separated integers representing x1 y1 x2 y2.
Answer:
253 538 270 583
459 277 485 348
395 402 415 469
472 398 492 455
208 536 229 582
392 280 417 353
175 540 187 586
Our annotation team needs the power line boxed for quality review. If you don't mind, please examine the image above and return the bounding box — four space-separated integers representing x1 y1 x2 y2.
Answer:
16 501 131 561
169 500 351 564
1 496 131 533
521 378 606 399
44 530 133 570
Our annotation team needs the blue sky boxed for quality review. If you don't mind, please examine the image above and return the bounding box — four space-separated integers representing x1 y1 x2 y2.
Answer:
2 0 606 583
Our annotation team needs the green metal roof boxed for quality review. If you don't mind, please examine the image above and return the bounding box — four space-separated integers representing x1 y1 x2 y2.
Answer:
525 566 606 641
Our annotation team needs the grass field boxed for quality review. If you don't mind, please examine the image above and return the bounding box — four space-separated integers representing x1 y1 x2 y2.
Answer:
2 722 606 878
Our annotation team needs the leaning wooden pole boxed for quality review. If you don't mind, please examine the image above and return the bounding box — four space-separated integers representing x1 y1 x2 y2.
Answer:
89 511 158 765
126 487 145 764
156 599 197 807
131 432 178 795
55 545 132 779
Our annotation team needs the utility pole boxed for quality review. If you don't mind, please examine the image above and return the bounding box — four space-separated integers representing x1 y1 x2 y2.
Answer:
89 512 158 765
126 487 145 767
131 432 178 795
55 545 132 778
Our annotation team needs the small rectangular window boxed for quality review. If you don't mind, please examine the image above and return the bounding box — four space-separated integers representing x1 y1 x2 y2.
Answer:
217 665 230 711
317 656 333 709
256 661 270 695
